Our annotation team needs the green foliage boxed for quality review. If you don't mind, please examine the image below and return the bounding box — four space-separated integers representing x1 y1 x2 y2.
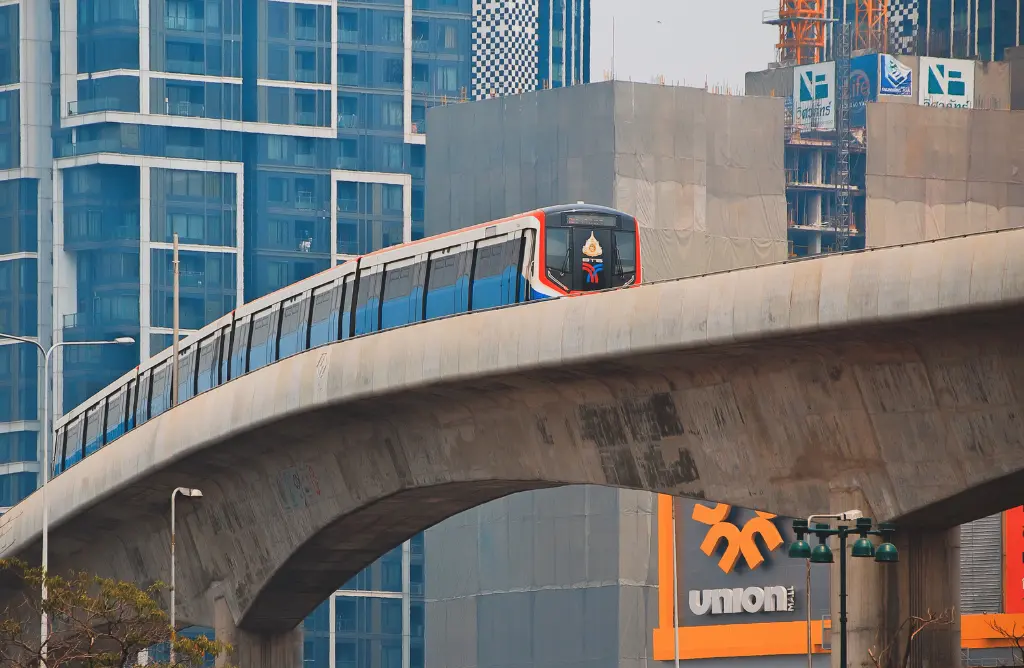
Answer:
0 559 233 668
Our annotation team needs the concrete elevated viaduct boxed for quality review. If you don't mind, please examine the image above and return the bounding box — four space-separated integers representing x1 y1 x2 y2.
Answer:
2 229 1024 667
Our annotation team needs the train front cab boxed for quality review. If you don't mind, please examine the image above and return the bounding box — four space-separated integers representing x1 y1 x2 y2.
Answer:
540 208 640 295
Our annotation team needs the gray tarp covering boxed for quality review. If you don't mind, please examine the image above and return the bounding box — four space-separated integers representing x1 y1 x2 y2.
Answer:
865 100 1024 247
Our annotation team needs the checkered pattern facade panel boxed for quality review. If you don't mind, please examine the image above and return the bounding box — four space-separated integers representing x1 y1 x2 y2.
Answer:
471 0 539 101
888 0 919 55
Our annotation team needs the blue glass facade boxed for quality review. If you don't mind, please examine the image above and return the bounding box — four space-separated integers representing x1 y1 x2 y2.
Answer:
536 0 590 90
304 535 425 668
2 0 588 658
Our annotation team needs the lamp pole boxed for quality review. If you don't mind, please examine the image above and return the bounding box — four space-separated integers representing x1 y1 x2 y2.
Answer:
789 511 899 668
0 332 135 662
170 487 203 664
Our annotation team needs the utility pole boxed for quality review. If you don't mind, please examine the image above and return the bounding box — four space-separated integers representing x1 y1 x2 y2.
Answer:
172 233 180 406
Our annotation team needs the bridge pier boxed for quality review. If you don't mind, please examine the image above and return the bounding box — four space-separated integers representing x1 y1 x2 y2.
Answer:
213 593 303 668
837 525 961 668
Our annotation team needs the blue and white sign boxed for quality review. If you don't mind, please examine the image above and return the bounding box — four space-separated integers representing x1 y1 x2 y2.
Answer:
920 57 974 108
793 61 835 131
879 55 913 97
850 54 879 128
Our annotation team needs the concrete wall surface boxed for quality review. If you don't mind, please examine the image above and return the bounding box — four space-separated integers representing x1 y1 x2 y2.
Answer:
425 81 788 282
2 229 1024 643
865 104 1024 246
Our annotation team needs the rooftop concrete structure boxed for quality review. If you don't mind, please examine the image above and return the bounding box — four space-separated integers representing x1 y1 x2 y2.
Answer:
425 81 789 282
2 230 1024 665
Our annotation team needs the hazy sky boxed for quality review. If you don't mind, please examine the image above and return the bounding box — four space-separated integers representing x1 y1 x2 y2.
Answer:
589 0 778 92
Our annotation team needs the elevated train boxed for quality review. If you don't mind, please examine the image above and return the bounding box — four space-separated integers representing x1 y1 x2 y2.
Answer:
51 203 643 477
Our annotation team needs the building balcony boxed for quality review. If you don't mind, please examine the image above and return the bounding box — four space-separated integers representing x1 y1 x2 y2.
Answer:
338 113 358 129
294 111 317 126
164 58 206 75
165 15 205 32
336 156 360 170
296 192 315 210
339 72 359 86
65 214 141 248
165 100 206 118
294 69 318 84
339 30 359 44
68 97 130 115
295 25 317 41
62 311 139 334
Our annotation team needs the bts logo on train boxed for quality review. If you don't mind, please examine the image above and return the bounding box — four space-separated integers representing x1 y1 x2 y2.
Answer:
51 204 643 474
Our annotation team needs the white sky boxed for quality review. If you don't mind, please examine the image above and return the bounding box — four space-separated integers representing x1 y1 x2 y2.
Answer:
588 0 779 92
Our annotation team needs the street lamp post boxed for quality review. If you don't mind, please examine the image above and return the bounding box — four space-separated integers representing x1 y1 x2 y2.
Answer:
170 487 203 664
0 332 134 662
788 511 899 668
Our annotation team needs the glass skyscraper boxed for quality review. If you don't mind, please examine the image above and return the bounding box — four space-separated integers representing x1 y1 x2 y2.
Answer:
888 0 1024 61
0 0 589 508
0 1 591 666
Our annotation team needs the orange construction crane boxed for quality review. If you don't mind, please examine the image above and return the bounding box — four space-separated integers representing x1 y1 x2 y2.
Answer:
855 0 888 52
768 0 827 66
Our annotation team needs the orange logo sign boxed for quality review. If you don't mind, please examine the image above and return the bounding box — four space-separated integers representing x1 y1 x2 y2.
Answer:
692 503 784 574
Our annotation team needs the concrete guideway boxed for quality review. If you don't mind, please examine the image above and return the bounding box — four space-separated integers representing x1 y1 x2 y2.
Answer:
2 228 1024 666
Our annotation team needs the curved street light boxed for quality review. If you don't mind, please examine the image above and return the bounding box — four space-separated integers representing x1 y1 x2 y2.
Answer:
170 487 203 664
0 332 135 661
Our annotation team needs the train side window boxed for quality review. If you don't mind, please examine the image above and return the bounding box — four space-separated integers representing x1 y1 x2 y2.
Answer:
613 230 637 286
354 267 383 335
125 378 137 432
84 403 105 457
340 275 354 339
64 416 84 470
506 234 526 303
545 227 571 290
229 316 251 379
219 325 233 383
105 387 127 444
471 240 508 311
279 294 311 359
135 369 153 427
309 283 341 348
425 253 460 320
53 427 66 476
178 345 197 403
150 362 172 419
381 264 415 329
249 306 280 372
197 332 222 394
520 229 536 303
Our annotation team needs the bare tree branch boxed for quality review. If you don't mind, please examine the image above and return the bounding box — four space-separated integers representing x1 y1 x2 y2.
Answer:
868 607 955 668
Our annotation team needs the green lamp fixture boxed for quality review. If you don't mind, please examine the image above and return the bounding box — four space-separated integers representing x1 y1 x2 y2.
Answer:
852 517 876 558
874 522 899 563
810 524 833 564
789 519 812 559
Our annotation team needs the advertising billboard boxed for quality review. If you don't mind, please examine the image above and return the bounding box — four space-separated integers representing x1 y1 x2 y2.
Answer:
920 57 974 108
793 61 836 131
850 54 879 128
679 500 830 627
879 54 913 97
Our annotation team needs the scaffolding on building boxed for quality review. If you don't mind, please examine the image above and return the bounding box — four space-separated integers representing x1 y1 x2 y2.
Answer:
832 21 854 252
854 0 888 53
763 0 827 66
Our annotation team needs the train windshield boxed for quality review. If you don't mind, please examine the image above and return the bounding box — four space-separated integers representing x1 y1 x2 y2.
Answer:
545 212 637 292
